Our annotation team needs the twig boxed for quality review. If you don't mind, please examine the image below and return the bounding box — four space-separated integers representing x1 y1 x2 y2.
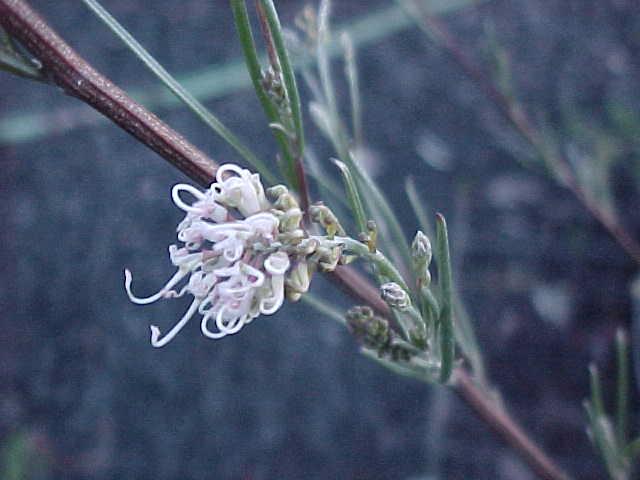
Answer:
0 2 571 479
453 368 571 480
0 0 217 186
412 10 640 266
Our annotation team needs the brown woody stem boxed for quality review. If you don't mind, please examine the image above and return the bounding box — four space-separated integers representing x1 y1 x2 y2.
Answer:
0 2 570 479
453 368 571 480
0 0 217 187
414 10 640 266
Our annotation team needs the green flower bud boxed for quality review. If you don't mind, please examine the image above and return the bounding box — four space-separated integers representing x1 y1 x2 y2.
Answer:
285 260 311 301
411 230 432 288
411 230 432 266
346 306 416 361
346 306 390 352
267 184 300 212
309 202 345 238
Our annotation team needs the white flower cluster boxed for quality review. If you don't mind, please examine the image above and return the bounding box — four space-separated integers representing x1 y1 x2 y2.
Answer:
125 164 316 347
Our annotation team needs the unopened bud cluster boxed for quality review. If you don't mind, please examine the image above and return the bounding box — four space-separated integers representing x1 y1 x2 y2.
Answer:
346 306 413 362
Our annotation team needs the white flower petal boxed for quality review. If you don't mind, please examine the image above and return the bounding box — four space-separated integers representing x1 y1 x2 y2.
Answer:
124 268 189 305
150 297 201 347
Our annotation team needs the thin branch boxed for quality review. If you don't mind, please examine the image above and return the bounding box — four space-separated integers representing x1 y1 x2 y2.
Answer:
0 0 217 186
453 368 571 480
0 2 571 479
407 7 640 266
81 0 274 184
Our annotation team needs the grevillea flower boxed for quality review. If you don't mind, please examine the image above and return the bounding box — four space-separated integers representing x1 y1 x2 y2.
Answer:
125 164 299 347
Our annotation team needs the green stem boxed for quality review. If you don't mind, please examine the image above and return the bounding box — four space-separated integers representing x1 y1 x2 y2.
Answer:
258 0 304 158
230 0 296 186
339 236 410 293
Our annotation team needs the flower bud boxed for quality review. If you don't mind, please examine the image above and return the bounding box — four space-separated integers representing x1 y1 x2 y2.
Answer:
411 231 432 288
411 231 432 266
381 282 410 310
309 202 345 238
346 306 390 351
285 261 311 301
267 184 300 212
346 306 415 361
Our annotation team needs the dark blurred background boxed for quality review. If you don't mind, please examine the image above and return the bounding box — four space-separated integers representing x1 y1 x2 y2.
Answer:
2 0 640 479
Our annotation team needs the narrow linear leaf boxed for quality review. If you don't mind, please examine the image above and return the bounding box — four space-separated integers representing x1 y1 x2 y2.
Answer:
0 27 42 81
341 32 363 147
305 148 349 213
81 0 275 182
301 292 345 325
355 162 413 273
589 364 606 417
333 158 367 234
405 176 433 235
2 1 485 145
623 436 640 462
0 48 42 81
436 213 454 383
317 0 346 156
616 329 629 447
584 401 620 479
406 177 486 383
258 0 305 158
230 0 297 188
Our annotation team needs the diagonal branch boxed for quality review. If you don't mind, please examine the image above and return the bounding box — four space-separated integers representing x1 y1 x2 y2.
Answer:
407 8 640 266
0 0 217 186
0 2 571 479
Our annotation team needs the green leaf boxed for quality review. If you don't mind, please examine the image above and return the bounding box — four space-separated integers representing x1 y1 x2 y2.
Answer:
435 213 454 383
2 1 484 145
615 329 629 447
0 27 43 82
333 158 367 235
623 436 640 462
300 291 345 325
355 161 413 274
405 177 486 384
1 432 28 480
341 32 363 147
230 0 301 189
589 364 606 418
258 0 305 159
81 0 275 183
